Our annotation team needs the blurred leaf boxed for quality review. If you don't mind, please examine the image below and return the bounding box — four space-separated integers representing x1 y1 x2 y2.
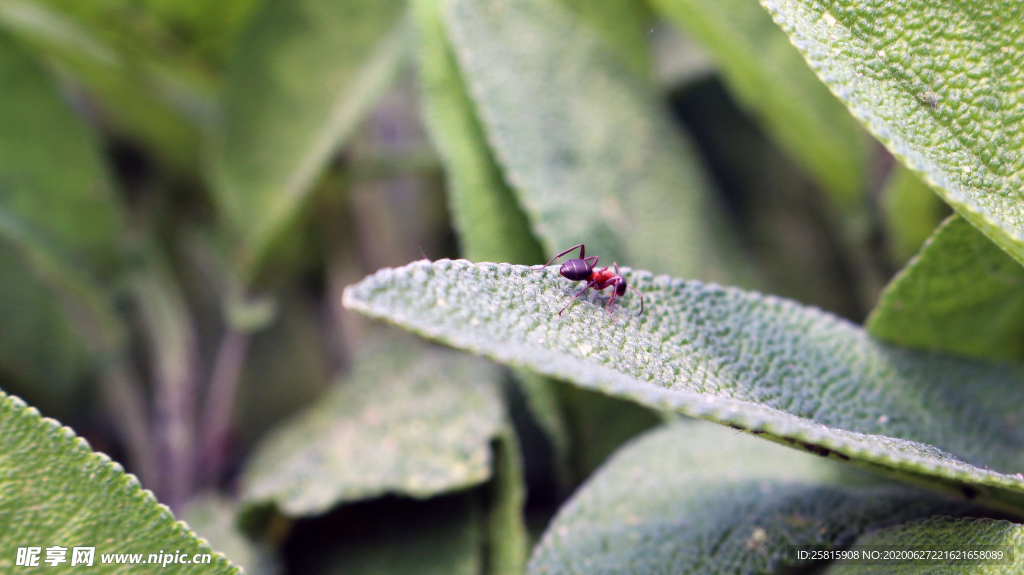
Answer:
0 32 129 402
867 215 1024 362
555 382 660 482
240 337 509 516
529 421 970 574
0 26 123 273
29 0 236 80
210 0 407 282
310 495 483 575
181 493 280 575
673 78 862 318
444 0 749 284
650 25 715 89
132 0 260 71
759 0 1024 267
512 370 571 485
488 428 528 575
649 0 869 205
411 0 542 265
559 0 653 77
0 0 208 171
881 164 949 267
233 294 332 452
0 391 240 574
345 260 1024 513
825 517 1024 575
0 246 84 415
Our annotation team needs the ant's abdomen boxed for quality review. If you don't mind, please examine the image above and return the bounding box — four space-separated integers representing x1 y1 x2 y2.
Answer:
560 259 592 281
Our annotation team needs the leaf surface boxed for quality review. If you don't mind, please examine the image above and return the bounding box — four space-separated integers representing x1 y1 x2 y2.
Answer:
240 337 508 516
529 421 971 575
344 260 1024 513
444 0 748 284
411 0 542 265
210 0 406 280
0 391 239 574
759 0 1024 266
648 0 868 205
825 517 1024 575
867 215 1024 362
0 0 208 171
0 29 126 398
0 27 122 273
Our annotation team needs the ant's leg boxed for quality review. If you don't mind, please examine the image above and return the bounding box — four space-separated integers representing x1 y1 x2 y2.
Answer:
584 255 599 268
628 286 644 316
605 284 619 315
558 280 597 315
533 244 585 270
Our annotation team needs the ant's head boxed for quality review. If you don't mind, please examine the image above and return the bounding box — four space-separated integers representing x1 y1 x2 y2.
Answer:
559 258 593 282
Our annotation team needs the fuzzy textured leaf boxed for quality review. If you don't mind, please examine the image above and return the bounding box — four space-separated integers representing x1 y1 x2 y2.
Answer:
868 215 1024 362
759 0 1024 267
240 338 509 516
825 517 1024 574
344 260 1024 513
210 0 406 279
411 0 542 265
0 392 239 574
648 0 868 204
530 421 971 575
444 0 747 284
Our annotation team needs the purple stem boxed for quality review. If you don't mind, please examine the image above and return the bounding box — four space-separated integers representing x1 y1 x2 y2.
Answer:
197 329 250 487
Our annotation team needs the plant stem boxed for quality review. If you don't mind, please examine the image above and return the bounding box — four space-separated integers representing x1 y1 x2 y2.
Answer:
99 359 157 490
198 329 250 487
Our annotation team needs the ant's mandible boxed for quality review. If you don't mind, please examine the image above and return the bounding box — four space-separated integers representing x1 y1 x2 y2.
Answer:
532 244 643 316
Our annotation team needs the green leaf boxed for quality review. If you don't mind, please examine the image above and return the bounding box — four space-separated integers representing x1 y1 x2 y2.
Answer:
180 493 279 575
210 0 407 281
556 382 661 481
343 260 1024 513
824 517 1024 575
512 370 572 485
0 0 208 171
0 391 240 574
488 428 528 575
648 0 869 205
558 0 653 77
0 26 123 274
867 215 1024 362
758 0 1024 267
240 337 509 516
0 30 128 402
880 164 948 267
529 420 971 575
410 0 543 265
0 246 85 415
444 0 749 284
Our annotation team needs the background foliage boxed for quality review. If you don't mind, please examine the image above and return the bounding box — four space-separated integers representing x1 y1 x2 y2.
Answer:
0 0 1022 572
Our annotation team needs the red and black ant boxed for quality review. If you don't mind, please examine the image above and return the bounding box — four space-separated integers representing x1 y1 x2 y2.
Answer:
532 244 644 316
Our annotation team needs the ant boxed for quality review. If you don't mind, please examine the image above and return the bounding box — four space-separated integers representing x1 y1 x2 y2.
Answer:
532 244 643 316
